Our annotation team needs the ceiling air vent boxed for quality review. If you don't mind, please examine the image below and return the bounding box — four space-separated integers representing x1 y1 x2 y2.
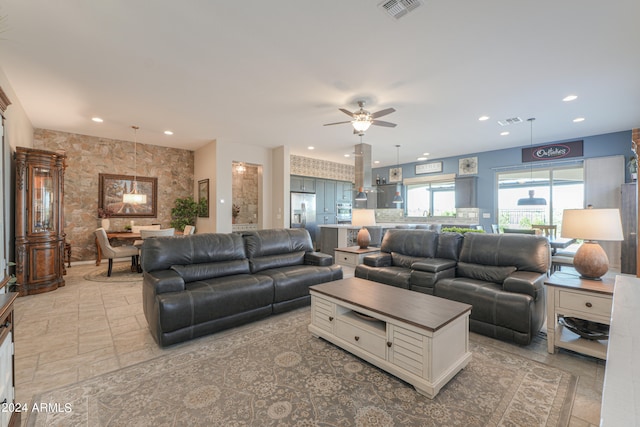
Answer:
497 117 523 126
379 0 423 20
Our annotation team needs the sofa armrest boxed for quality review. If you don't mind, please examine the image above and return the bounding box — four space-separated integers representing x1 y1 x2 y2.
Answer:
143 270 185 294
412 258 457 273
363 253 391 267
503 270 546 301
304 251 334 266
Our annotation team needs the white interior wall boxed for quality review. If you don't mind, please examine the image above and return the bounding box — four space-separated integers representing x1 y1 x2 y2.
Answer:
585 155 625 269
195 140 288 233
194 140 217 233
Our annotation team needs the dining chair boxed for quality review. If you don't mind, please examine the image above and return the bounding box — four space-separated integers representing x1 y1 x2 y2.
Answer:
140 228 176 239
94 228 139 277
532 224 557 239
183 225 195 235
131 224 161 234
491 224 500 234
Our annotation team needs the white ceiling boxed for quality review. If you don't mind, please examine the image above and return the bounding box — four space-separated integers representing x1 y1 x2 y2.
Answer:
0 0 638 167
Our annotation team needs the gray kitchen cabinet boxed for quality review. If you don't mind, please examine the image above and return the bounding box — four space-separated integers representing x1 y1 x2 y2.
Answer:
291 175 316 193
455 176 477 208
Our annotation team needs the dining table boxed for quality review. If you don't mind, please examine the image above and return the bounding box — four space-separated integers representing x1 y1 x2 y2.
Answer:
548 237 576 255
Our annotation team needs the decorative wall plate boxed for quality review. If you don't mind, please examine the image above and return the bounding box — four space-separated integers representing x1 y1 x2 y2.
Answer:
389 167 402 182
458 157 478 175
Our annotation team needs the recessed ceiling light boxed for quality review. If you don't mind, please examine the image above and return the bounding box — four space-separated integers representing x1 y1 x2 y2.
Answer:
344 154 350 158
91 117 103 123
164 130 174 135
500 131 510 136
563 95 578 102
478 116 490 121
423 152 430 156
307 146 314 150
573 117 585 122
417 157 427 161
374 160 380 164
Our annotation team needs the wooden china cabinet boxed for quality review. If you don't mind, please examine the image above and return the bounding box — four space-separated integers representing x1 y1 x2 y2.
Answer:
14 147 66 296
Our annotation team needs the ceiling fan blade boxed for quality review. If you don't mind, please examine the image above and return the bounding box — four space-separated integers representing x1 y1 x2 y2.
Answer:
370 108 396 119
371 120 397 128
323 120 352 126
339 108 356 118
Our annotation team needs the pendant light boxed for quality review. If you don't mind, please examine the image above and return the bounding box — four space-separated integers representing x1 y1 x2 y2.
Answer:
517 118 546 206
392 145 403 204
123 125 147 205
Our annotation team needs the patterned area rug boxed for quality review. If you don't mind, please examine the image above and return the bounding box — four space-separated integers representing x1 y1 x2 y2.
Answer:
27 309 575 426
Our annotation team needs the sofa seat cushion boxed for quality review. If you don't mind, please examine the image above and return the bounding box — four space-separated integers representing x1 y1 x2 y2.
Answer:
355 265 411 289
412 258 457 273
156 274 274 334
257 265 343 303
435 277 535 335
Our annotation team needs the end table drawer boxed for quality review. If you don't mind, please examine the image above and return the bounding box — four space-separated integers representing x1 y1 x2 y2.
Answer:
336 319 386 359
558 290 612 317
336 252 359 267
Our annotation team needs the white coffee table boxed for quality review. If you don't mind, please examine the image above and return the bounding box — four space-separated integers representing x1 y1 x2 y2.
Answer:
309 277 472 398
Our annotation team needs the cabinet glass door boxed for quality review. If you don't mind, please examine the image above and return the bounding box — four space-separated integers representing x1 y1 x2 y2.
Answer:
32 167 54 232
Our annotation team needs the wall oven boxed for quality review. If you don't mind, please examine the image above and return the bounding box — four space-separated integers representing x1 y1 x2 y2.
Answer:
336 202 352 224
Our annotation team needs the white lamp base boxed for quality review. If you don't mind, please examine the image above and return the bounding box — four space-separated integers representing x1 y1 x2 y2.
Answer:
573 241 609 280
357 227 371 249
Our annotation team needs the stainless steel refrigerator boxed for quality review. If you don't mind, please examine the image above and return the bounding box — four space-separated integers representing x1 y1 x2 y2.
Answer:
291 192 317 246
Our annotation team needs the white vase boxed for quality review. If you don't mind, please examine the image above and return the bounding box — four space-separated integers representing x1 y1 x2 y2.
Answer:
101 218 110 231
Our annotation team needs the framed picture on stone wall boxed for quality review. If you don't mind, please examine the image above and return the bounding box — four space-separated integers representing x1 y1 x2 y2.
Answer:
99 173 157 217
198 179 209 218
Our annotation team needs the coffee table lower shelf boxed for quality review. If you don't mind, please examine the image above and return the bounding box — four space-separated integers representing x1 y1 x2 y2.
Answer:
309 288 471 399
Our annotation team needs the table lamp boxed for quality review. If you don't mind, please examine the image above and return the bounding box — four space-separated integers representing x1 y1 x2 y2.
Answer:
351 209 376 249
560 208 624 280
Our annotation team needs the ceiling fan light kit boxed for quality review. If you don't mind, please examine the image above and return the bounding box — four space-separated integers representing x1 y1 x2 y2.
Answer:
324 101 397 135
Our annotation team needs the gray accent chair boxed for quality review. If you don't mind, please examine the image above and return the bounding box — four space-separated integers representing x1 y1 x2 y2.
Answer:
94 228 139 276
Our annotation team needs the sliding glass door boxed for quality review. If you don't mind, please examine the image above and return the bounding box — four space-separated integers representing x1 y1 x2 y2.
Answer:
497 165 584 233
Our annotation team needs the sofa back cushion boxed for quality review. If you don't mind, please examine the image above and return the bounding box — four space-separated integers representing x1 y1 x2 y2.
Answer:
142 233 248 274
380 229 439 259
456 262 517 284
436 232 464 260
243 228 313 273
459 233 550 274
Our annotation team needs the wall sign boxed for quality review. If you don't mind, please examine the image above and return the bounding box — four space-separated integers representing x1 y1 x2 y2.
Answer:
415 162 443 174
522 140 583 162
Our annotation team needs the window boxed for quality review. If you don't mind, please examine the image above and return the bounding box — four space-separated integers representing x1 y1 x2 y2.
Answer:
497 165 584 233
406 179 456 217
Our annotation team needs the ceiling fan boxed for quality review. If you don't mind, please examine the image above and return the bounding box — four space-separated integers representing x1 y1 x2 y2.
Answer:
324 101 397 135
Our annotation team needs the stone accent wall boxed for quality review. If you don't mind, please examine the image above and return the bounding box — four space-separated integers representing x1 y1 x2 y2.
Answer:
232 162 259 224
290 155 354 182
33 129 194 262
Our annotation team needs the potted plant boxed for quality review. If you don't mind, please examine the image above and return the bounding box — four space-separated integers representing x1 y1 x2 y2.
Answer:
628 156 637 181
170 197 206 231
232 204 240 224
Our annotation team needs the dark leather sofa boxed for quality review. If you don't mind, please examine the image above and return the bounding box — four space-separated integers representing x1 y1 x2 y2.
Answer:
142 228 343 347
355 229 550 345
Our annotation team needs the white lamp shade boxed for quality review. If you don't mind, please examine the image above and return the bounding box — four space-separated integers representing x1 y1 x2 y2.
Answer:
351 209 376 227
561 208 624 241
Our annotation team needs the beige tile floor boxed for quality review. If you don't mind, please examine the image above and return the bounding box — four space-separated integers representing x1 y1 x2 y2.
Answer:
12 261 605 426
